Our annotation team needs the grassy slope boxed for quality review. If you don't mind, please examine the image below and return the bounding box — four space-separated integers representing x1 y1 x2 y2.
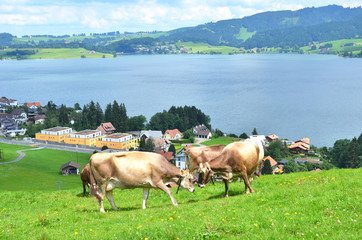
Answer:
202 137 241 146
0 143 34 163
28 48 113 59
301 39 362 54
235 28 255 40
176 42 243 54
0 143 361 239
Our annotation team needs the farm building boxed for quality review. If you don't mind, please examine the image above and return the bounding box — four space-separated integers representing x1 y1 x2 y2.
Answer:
60 161 80 175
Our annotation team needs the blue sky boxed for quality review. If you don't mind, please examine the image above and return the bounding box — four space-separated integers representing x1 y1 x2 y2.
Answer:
1 0 361 36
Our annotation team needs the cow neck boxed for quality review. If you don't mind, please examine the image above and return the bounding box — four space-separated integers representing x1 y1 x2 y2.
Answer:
208 152 229 172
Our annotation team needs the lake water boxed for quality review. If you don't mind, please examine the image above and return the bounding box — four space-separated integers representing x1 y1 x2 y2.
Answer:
1 54 362 147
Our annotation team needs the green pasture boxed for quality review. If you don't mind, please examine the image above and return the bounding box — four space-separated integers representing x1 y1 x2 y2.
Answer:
0 142 361 239
301 39 362 55
234 28 255 41
26 48 113 59
0 143 34 163
202 137 241 146
176 42 243 54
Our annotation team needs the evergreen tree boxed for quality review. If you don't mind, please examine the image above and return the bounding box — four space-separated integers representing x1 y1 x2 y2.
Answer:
261 160 273 175
283 160 298 173
58 104 69 125
145 138 155 152
169 144 176 154
239 132 249 139
112 101 121 131
105 103 112 123
345 138 359 168
139 135 147 151
128 115 147 131
119 103 129 132
74 103 81 110
252 128 258 135
95 102 104 127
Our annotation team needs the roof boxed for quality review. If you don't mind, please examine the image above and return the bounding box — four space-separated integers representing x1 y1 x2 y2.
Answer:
73 130 100 135
267 134 279 140
103 133 131 139
263 156 278 167
295 138 310 145
164 129 182 138
184 145 194 151
35 115 46 121
193 124 211 136
44 126 71 132
157 151 175 160
279 159 289 164
288 142 310 151
60 161 80 170
141 130 163 139
26 102 41 108
97 122 116 134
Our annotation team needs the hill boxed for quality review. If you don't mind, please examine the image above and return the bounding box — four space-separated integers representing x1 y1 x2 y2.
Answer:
0 143 360 239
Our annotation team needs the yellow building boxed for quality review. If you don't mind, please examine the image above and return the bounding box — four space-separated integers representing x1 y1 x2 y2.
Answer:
35 127 73 143
64 130 103 147
96 133 138 150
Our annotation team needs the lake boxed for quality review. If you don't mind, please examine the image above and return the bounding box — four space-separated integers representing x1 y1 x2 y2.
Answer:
1 54 361 147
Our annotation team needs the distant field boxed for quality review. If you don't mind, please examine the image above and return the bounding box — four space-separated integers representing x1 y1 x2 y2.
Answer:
235 27 255 41
202 137 241 146
0 143 34 163
301 39 362 55
176 42 243 54
27 48 113 59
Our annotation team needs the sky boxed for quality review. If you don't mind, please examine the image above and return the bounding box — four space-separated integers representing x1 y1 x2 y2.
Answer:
1 0 361 36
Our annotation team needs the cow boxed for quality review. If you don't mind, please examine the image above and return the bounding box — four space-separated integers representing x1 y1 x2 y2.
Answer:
80 163 91 197
198 140 264 197
185 145 225 176
89 152 195 213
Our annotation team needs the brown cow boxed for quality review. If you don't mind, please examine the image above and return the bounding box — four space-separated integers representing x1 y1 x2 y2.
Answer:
80 164 91 197
185 145 225 175
198 140 264 197
89 152 195 213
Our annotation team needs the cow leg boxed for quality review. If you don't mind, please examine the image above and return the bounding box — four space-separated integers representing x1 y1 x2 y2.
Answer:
142 188 150 209
82 182 87 197
156 182 178 206
105 190 118 211
241 171 253 194
223 179 229 198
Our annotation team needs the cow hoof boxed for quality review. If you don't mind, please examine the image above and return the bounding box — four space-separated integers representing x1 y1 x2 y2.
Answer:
224 195 228 198
100 209 106 213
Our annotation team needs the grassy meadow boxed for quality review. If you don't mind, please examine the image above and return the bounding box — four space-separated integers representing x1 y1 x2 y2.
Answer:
175 42 244 54
0 142 361 239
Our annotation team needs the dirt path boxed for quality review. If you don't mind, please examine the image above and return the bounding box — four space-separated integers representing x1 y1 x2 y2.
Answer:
0 147 43 164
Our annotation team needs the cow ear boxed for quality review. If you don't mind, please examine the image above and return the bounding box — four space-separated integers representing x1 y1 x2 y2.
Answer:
180 170 186 177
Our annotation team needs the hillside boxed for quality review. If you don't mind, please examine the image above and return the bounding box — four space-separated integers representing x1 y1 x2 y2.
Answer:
0 143 361 239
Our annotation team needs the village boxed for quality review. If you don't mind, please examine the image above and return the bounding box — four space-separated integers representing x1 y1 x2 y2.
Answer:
1 97 323 175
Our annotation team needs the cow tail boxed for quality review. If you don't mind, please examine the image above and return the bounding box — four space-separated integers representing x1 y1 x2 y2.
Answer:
89 156 102 202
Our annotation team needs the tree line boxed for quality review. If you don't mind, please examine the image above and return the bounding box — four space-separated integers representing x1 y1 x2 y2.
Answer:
24 100 211 138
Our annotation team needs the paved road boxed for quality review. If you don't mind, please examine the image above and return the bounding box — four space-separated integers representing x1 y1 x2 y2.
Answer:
0 147 44 164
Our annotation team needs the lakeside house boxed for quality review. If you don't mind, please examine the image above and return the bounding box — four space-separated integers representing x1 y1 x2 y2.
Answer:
64 129 103 147
193 124 211 139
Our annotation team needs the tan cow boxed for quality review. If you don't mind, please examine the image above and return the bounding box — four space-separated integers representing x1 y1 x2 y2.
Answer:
89 152 195 213
185 145 225 175
198 140 264 197
80 163 91 197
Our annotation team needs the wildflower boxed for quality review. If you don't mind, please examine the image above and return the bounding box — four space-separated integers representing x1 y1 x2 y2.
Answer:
161 219 164 222
137 225 143 229
285 213 290 215
169 217 174 220
173 211 176 214
75 232 78 235
254 224 258 227
90 229 93 232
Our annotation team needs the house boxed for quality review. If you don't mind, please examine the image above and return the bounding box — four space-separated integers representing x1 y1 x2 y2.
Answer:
288 140 310 154
259 156 280 174
163 129 182 140
0 98 18 107
10 109 28 124
140 130 163 140
193 124 212 139
64 129 103 147
97 122 116 135
157 151 175 161
35 126 73 143
26 102 41 109
60 161 80 175
175 151 186 170
266 134 279 143
249 135 267 146
34 115 46 124
96 133 138 150
147 138 171 152
178 145 194 154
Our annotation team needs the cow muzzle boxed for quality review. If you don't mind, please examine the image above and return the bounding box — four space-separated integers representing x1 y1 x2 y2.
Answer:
198 183 205 188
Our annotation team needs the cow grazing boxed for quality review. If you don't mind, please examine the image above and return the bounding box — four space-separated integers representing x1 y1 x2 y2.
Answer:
89 152 195 213
198 140 264 197
185 145 225 175
80 163 91 197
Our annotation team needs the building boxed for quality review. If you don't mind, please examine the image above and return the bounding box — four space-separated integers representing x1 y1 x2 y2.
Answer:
96 133 138 150
157 151 175 161
34 115 46 124
140 130 163 140
288 137 310 154
249 135 267 146
97 122 116 135
266 134 279 143
163 129 182 140
35 127 73 143
26 102 41 109
193 124 212 139
64 129 103 147
60 161 80 175
175 152 186 170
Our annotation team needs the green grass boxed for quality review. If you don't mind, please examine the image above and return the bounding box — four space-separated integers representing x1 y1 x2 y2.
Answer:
176 42 243 54
301 39 362 55
0 143 34 163
0 143 361 239
234 27 255 41
202 137 241 146
26 48 113 59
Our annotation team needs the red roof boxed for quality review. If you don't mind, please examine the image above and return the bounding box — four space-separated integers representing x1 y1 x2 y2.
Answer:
184 145 194 151
157 151 174 161
26 102 41 108
165 129 182 138
263 156 278 167
97 122 116 134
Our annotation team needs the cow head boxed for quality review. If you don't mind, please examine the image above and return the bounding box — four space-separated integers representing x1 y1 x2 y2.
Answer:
198 168 215 188
177 169 195 193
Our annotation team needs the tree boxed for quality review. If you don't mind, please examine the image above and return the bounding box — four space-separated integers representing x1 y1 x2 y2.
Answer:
331 139 350 168
169 144 176 155
58 104 69 125
261 160 273 175
182 129 193 139
145 138 155 152
74 103 81 110
345 138 359 168
283 160 298 173
139 135 147 151
252 128 258 135
239 132 249 139
128 115 147 131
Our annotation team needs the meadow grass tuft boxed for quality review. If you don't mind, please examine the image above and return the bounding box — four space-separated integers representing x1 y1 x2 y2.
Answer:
0 143 361 239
